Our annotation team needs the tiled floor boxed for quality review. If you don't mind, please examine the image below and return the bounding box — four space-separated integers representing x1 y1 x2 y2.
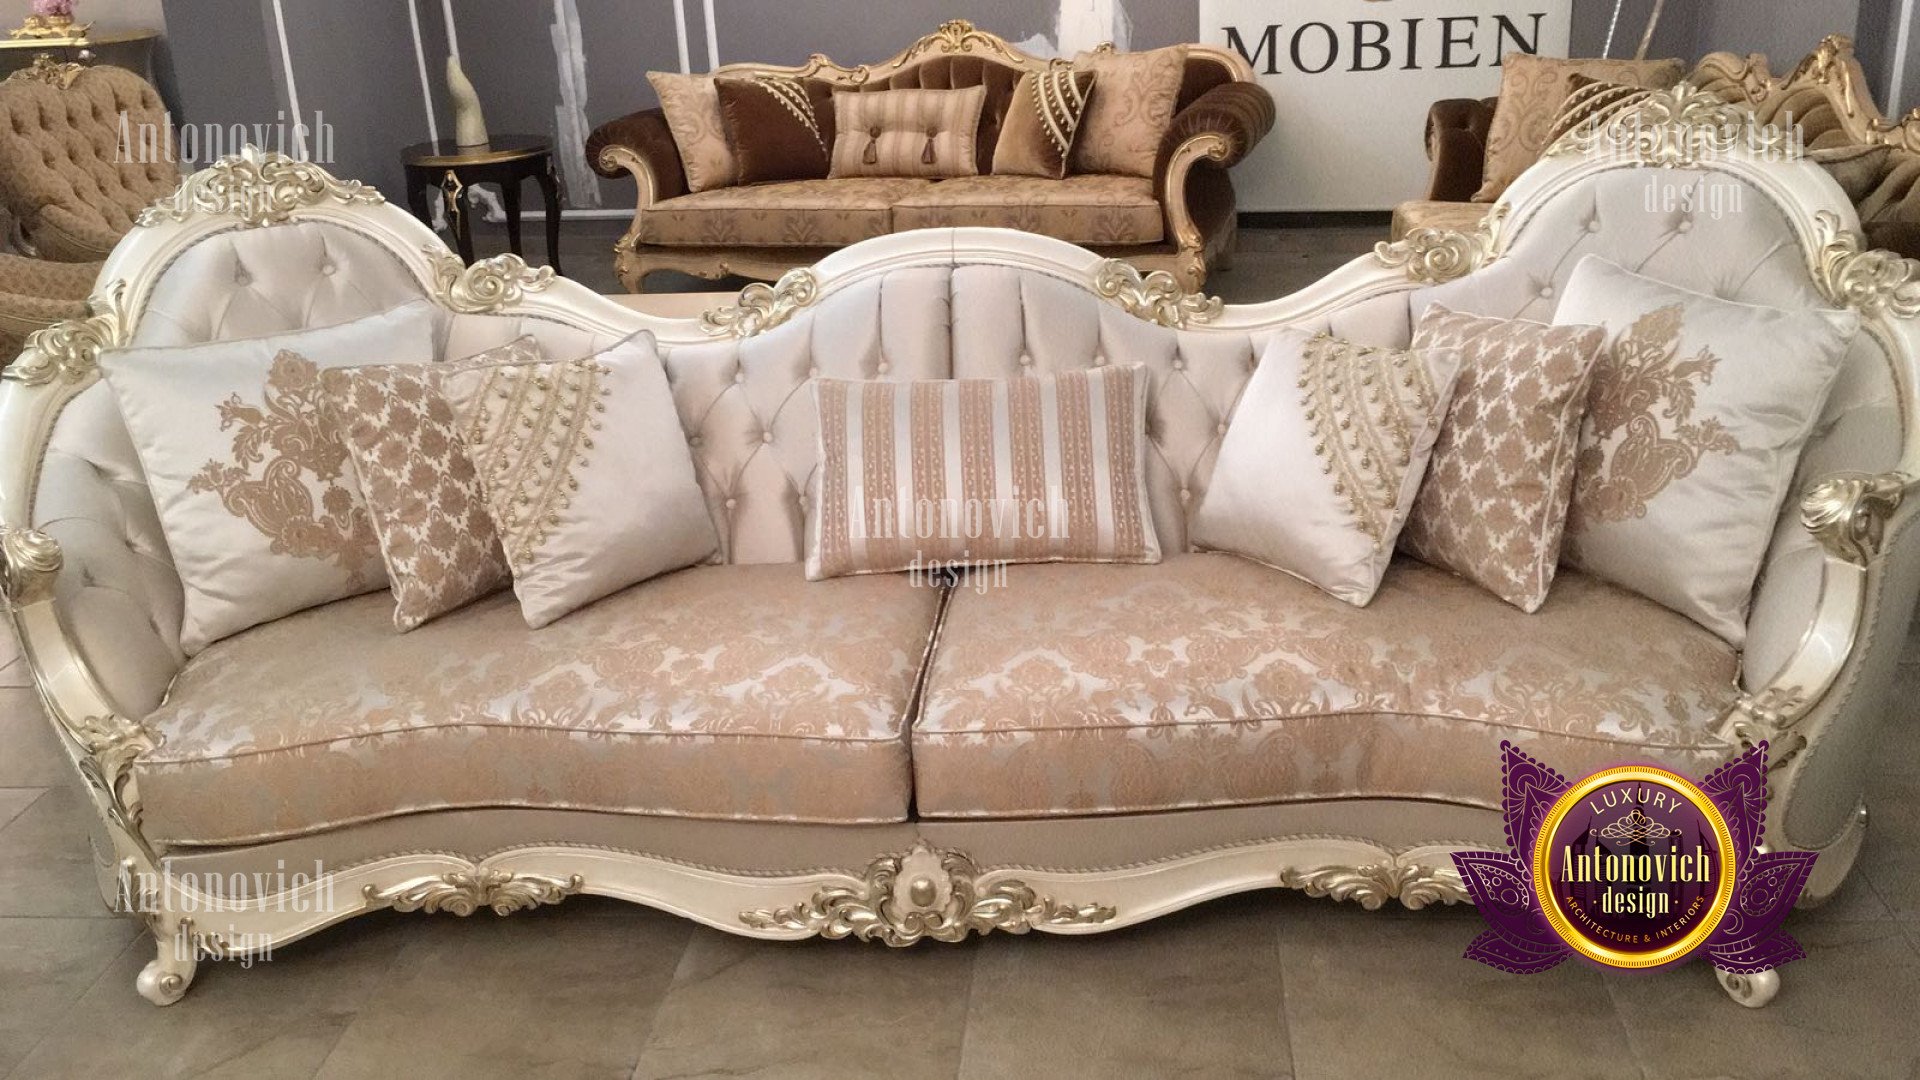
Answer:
3 225 1918 1078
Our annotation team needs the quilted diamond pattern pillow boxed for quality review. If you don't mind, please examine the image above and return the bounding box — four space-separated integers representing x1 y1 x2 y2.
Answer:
1398 304 1606 612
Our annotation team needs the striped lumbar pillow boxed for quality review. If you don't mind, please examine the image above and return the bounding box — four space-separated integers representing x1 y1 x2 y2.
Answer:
806 365 1162 580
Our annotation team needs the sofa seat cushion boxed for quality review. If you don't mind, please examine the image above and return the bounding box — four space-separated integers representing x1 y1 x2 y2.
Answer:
889 175 1165 244
133 564 942 845
638 178 934 246
912 553 1739 819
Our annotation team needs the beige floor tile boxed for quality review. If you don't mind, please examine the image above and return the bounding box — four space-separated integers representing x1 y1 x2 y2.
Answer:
1611 921 1920 1080
1274 906 1631 1080
0 915 140 1074
10 911 414 1079
0 619 23 690
313 908 690 1080
0 787 40 834
630 928 975 1080
0 690 68 789
958 893 1291 1080
0 783 111 918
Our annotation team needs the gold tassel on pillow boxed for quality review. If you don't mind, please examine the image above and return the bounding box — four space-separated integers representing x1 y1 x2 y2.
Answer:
864 125 881 165
922 128 937 165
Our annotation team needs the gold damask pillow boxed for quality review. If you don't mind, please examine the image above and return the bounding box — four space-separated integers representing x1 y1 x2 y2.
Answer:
1191 330 1463 606
1399 305 1606 612
648 71 738 193
440 332 717 628
1068 45 1187 178
829 87 987 179
1551 257 1858 644
806 366 1161 580
318 339 535 631
993 68 1095 179
1472 54 1683 202
98 301 440 654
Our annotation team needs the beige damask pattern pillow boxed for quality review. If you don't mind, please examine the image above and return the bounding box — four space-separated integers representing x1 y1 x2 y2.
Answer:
1191 329 1463 606
1399 304 1606 612
99 301 440 654
829 87 987 179
1472 54 1684 202
318 339 535 631
440 332 717 628
1552 257 1858 644
1069 45 1188 178
648 71 738 193
806 366 1161 580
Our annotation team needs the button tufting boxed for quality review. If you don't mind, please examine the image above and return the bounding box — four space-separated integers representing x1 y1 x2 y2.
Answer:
1172 359 1186 371
233 270 251 286
1018 356 1033 367
1216 422 1228 435
761 431 774 443
724 497 738 509
1537 285 1554 299
689 435 703 447
808 366 821 378
733 371 745 384
1586 219 1602 233
877 361 890 374
1676 219 1694 233
320 262 336 275
1178 487 1191 502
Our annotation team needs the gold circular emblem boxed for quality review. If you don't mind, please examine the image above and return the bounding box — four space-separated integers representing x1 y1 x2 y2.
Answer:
1530 765 1739 969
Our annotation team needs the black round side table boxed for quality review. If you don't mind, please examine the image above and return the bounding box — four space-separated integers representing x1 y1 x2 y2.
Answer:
401 135 561 274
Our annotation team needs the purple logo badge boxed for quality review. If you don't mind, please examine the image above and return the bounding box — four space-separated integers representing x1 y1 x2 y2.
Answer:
1452 742 1814 973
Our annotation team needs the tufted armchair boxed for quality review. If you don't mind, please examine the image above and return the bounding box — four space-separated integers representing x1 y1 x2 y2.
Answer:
0 58 178 263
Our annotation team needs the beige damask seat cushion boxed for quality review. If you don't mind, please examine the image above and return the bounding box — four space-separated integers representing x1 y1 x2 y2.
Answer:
133 564 943 845
637 177 934 247
911 553 1739 820
890 175 1164 244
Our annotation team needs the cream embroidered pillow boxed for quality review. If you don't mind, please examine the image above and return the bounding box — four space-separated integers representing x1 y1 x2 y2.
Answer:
1191 329 1463 606
318 338 536 631
829 87 987 179
1551 257 1859 644
806 365 1161 580
1069 45 1188 178
440 332 717 628
99 301 440 654
1398 304 1607 612
648 71 738 193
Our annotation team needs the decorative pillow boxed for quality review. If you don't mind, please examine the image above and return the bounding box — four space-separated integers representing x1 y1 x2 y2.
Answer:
98 301 440 654
439 332 717 628
1068 45 1188 178
993 68 1095 180
647 71 737 193
1544 75 1658 146
317 339 536 632
717 74 836 184
1397 304 1607 612
1551 257 1859 644
1472 54 1684 202
806 365 1160 580
829 86 987 179
1191 329 1463 606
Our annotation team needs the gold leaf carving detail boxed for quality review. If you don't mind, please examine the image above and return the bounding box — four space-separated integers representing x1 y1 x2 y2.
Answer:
430 251 557 314
4 280 131 387
701 269 820 338
1092 260 1223 329
137 145 383 229
365 869 585 916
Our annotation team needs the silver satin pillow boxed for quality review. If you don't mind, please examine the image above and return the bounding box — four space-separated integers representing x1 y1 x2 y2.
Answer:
1550 256 1859 645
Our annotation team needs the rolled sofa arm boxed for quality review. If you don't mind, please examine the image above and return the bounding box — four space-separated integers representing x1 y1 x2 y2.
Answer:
586 107 688 206
27 206 123 264
1161 81 1277 173
1156 81 1276 290
1423 98 1497 202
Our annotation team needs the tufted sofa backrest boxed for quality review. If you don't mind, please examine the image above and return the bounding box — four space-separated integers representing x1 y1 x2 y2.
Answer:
0 64 178 261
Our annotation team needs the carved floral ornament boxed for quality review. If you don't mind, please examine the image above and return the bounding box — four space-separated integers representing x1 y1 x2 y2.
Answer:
429 250 556 314
136 145 384 229
700 268 819 338
1092 260 1224 328
1801 471 1909 566
1544 83 1793 167
364 869 585 916
1810 211 1920 318
1373 204 1508 285
3 280 131 387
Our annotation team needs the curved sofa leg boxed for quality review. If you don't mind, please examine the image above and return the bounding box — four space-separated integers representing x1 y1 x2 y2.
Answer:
1715 966 1781 1009
135 916 198 1007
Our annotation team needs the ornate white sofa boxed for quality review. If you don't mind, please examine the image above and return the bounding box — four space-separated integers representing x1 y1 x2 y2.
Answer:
4 90 1919 1010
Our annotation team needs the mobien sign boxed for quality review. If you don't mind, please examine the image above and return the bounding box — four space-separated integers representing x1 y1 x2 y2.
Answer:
1201 0 1573 211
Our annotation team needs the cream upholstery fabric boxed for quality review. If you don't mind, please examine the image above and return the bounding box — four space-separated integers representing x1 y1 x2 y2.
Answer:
912 553 1740 819
133 564 942 844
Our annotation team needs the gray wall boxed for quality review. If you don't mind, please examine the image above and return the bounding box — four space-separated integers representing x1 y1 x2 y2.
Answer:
145 0 1914 214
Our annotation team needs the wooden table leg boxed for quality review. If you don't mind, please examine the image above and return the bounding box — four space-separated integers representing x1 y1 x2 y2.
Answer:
441 169 475 264
502 177 524 259
536 161 563 275
403 169 432 228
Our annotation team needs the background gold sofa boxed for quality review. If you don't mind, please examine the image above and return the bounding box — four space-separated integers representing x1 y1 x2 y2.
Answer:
586 21 1272 293
5 92 1916 1012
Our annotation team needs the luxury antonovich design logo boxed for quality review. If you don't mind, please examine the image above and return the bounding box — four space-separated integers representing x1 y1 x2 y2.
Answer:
1454 743 1813 973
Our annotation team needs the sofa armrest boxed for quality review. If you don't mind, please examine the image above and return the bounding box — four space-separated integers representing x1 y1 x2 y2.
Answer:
1423 97 1497 202
1154 81 1276 289
29 206 122 263
1159 80 1276 174
586 107 689 207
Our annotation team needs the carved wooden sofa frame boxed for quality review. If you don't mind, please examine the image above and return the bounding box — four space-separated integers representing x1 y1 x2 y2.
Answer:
585 20 1264 294
4 89 1919 1011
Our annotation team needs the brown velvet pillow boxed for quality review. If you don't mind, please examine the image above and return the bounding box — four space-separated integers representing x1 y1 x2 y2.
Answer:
992 69 1095 180
716 74 836 184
